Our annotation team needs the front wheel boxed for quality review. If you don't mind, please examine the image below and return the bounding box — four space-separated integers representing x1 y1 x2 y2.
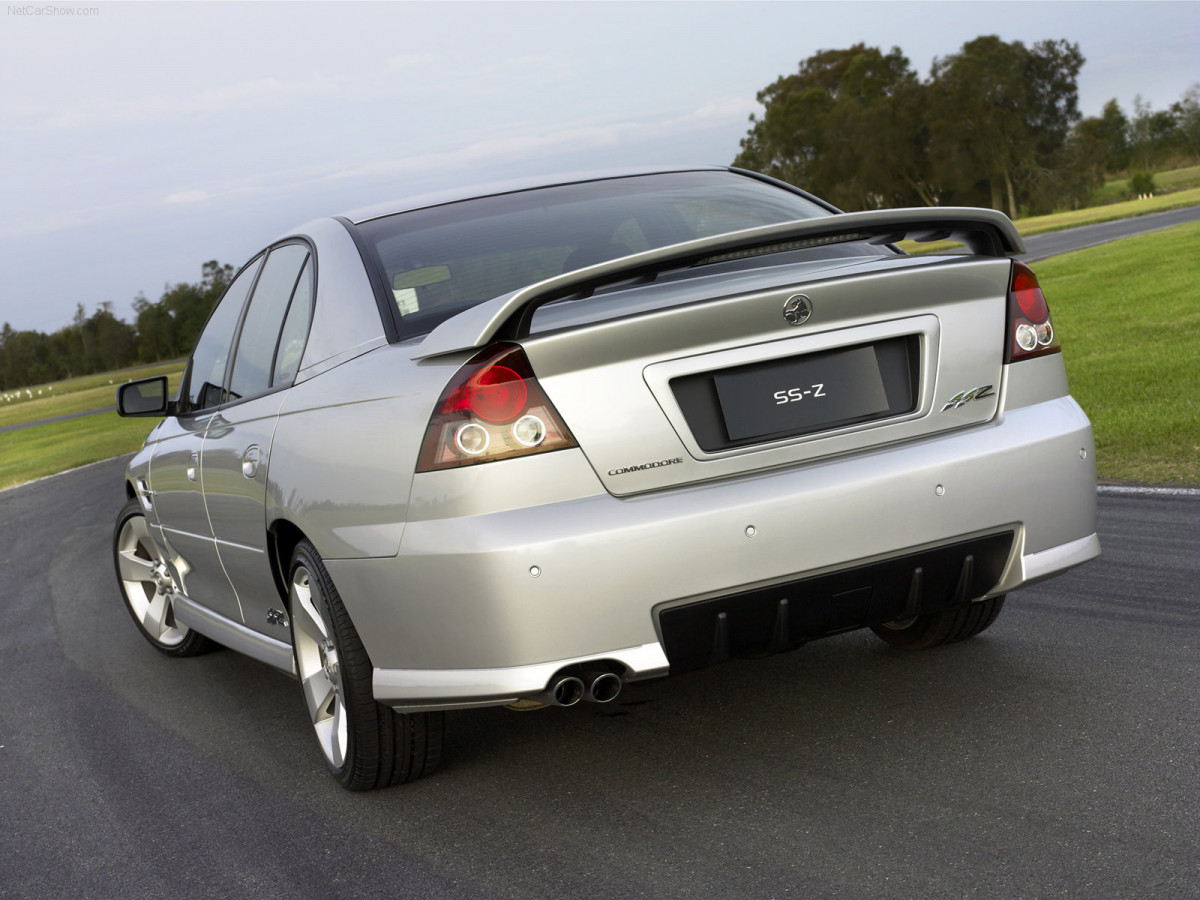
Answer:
112 500 213 657
289 540 443 790
870 595 1006 650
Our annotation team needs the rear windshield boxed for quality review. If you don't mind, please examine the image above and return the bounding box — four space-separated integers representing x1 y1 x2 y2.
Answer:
354 171 864 337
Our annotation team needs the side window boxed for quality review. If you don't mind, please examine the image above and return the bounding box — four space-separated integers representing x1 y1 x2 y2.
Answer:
272 256 313 387
227 243 310 402
183 256 263 413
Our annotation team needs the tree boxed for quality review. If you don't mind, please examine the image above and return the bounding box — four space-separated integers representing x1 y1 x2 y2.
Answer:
83 303 138 373
926 36 1084 217
1129 95 1182 170
0 260 234 390
1073 99 1131 177
734 44 932 209
0 324 55 390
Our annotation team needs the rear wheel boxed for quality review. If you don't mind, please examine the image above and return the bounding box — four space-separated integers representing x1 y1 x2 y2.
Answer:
870 595 1006 650
289 540 443 790
113 500 213 657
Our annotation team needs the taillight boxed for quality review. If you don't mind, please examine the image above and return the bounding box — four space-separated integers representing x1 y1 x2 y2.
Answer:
416 343 576 471
1006 261 1060 363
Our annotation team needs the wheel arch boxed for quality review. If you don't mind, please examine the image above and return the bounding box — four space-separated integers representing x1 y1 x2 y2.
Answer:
269 518 309 610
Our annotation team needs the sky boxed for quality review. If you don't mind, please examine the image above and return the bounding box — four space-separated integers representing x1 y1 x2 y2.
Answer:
2 1 1197 334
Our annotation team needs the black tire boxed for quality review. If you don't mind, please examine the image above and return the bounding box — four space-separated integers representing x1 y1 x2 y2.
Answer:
288 540 443 790
870 595 1006 650
112 499 214 657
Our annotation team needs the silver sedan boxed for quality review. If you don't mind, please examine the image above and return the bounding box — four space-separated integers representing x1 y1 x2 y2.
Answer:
114 167 1099 789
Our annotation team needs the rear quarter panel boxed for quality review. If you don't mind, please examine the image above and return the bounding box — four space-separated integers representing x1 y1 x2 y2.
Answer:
266 343 463 559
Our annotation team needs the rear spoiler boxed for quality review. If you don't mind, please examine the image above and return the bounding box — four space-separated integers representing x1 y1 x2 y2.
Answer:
412 206 1023 360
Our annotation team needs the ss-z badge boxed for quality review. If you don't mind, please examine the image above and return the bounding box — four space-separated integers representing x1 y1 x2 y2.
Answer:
941 384 995 411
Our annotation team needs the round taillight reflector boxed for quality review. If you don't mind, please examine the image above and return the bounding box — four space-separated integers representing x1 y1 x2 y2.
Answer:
1015 323 1039 352
512 414 547 447
454 423 490 456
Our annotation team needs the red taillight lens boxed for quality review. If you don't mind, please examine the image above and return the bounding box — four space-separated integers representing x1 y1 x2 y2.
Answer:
441 364 528 422
417 343 576 471
1006 261 1060 363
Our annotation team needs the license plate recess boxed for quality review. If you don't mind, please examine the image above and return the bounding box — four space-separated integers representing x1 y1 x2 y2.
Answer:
671 336 918 451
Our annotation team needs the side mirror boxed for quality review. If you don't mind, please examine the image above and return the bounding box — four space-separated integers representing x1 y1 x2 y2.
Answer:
117 376 173 417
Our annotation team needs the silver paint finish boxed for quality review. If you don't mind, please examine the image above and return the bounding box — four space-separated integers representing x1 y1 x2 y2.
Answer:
372 642 669 713
265 341 455 560
284 216 386 381
1016 533 1102 586
525 257 1011 495
147 413 245 624
172 594 295 674
324 388 1095 678
202 392 288 637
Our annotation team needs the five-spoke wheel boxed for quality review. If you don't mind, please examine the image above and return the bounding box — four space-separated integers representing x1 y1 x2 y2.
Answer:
291 559 351 771
112 499 212 656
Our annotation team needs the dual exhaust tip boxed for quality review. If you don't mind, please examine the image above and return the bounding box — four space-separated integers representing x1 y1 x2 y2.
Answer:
545 669 622 707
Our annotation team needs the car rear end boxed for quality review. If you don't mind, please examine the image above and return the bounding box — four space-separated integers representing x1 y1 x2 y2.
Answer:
325 171 1098 711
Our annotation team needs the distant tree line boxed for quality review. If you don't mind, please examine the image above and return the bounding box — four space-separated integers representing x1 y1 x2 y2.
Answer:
734 35 1200 216
0 261 233 391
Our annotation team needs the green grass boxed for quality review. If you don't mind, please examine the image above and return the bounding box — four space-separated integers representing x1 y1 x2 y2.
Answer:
1037 221 1200 485
0 413 160 491
0 361 183 428
0 362 183 491
1014 186 1200 235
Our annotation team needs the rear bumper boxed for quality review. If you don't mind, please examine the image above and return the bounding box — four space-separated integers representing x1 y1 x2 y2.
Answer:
370 528 1098 712
323 394 1098 711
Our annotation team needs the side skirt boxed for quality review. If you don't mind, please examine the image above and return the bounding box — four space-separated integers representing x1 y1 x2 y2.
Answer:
173 594 296 676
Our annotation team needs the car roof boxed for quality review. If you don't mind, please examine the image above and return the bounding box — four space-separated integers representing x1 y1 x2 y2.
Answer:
342 165 733 225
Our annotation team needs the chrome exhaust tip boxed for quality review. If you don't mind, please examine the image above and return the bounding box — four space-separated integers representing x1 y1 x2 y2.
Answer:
545 675 585 707
585 671 622 704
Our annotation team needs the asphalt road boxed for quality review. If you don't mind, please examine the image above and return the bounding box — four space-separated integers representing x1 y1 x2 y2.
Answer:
2 458 1197 899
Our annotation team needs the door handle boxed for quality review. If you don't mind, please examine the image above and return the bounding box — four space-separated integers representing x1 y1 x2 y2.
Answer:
187 450 199 483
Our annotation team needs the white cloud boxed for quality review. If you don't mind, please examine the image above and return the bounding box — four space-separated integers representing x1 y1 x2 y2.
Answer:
165 190 210 205
314 98 756 186
4 73 352 133
383 54 443 72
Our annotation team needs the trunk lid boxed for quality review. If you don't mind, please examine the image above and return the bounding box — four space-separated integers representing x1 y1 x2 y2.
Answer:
517 252 1013 496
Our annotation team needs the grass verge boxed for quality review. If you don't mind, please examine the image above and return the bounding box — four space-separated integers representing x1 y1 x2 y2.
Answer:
1014 187 1200 236
0 413 159 491
0 363 183 491
1038 221 1200 485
